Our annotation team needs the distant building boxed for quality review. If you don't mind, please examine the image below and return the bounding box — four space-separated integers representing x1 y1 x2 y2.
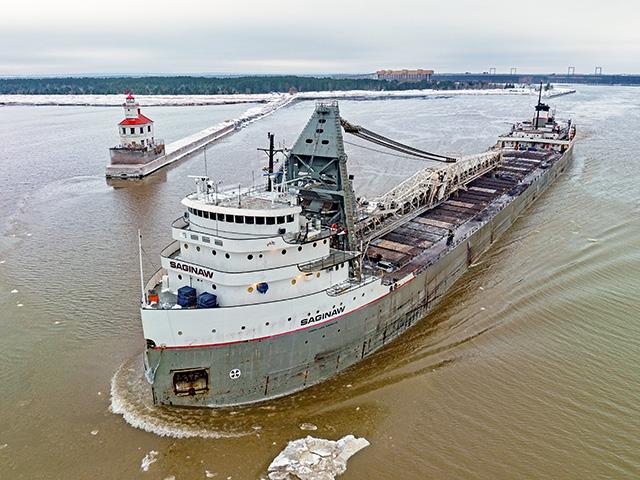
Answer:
109 93 165 166
376 69 434 83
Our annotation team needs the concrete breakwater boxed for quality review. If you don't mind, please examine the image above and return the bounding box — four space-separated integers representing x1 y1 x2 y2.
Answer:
104 86 575 178
105 95 297 178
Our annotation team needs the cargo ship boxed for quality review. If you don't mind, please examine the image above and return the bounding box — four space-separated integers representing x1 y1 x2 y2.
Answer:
139 93 576 407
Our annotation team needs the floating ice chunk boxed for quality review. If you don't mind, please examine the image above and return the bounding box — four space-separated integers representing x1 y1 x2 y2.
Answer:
267 435 369 480
299 423 317 431
141 450 159 472
10 289 18 294
91 430 99 436
0 260 5 264
17 303 23 307
0 444 7 450
205 471 217 478
164 476 176 480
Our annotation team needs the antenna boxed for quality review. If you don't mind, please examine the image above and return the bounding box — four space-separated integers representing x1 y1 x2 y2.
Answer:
204 147 208 178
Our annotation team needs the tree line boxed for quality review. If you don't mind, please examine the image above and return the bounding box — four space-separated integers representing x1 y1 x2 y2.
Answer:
0 75 494 95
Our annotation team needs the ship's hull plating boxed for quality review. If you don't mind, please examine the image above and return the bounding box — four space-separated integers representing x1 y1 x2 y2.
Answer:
146 145 574 407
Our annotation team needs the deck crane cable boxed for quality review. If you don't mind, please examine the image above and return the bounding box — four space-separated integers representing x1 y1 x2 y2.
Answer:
343 139 446 161
340 117 457 163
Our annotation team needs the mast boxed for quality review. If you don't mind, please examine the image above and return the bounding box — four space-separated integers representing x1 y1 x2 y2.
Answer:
258 132 283 192
138 229 146 305
534 81 543 130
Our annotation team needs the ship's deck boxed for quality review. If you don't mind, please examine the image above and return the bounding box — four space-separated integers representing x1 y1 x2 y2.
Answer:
364 149 561 283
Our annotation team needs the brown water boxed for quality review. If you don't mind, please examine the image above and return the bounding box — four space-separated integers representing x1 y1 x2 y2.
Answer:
0 87 639 479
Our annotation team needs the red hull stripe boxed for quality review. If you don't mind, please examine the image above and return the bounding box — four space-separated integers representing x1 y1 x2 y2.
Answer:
153 276 415 350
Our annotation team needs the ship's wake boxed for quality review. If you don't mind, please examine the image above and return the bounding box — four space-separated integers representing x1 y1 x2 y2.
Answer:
110 354 252 439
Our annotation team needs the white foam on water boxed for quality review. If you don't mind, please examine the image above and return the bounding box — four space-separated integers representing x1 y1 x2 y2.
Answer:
205 470 217 478
10 289 18 294
140 450 159 472
110 355 252 440
90 430 99 436
16 303 23 307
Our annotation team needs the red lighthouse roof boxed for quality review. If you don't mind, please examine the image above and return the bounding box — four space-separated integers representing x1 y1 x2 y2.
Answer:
119 113 153 125
126 92 135 100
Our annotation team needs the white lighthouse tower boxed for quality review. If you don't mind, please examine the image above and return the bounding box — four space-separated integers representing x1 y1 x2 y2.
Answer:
118 93 157 149
108 93 165 175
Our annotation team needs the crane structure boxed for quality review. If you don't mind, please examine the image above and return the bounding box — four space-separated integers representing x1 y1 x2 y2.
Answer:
337 115 502 240
355 149 501 240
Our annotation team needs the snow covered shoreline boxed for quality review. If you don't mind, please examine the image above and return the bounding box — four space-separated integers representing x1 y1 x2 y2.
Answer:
0 86 574 107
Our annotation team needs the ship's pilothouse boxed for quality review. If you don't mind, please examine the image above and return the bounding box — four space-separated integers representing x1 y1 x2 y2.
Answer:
498 84 576 153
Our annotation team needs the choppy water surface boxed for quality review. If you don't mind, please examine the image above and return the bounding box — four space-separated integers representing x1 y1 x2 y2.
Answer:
0 87 639 479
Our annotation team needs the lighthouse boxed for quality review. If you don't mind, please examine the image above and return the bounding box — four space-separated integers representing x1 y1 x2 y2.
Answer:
118 93 157 149
109 93 165 171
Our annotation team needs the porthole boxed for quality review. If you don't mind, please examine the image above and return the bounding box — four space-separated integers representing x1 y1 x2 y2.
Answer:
316 128 324 133
248 286 254 293
323 239 327 244
178 274 182 280
281 249 287 255
212 329 216 333
178 331 183 335
291 279 297 285
183 243 189 249
305 139 313 143
211 284 217 290
318 119 326 124
212 250 217 255
313 242 317 247
265 322 270 326
316 272 320 278
241 326 246 330
321 140 329 145
225 253 230 259
298 246 302 252
259 254 263 258
247 254 253 260
196 246 201 252
287 317 292 322
305 340 308 344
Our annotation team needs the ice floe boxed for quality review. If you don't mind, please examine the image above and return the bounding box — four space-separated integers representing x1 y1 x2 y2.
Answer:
140 450 159 472
299 423 318 431
10 289 18 294
267 435 369 480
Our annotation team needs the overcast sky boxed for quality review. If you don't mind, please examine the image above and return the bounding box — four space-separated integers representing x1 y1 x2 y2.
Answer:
1 0 638 76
